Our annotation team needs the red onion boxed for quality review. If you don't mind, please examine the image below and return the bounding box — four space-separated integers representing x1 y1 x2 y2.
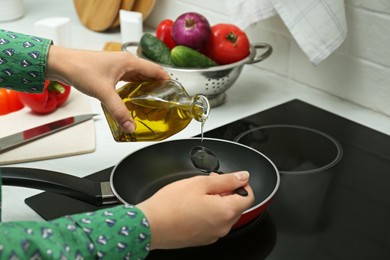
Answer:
172 12 211 50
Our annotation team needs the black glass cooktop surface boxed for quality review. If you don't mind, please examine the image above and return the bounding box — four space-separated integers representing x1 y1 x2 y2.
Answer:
26 99 390 259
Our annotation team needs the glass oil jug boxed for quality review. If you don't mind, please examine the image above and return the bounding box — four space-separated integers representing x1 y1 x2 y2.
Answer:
102 79 210 142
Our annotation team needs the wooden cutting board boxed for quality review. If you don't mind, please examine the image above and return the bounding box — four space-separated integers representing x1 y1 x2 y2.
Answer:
73 0 156 31
103 41 122 51
132 0 156 21
73 0 121 32
0 89 96 165
111 0 135 28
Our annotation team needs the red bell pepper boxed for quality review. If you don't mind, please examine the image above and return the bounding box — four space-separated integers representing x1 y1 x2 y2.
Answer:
0 89 25 115
18 80 71 114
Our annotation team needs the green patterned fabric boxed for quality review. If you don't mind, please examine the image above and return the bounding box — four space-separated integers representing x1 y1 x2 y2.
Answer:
0 205 151 259
0 29 152 259
0 29 51 93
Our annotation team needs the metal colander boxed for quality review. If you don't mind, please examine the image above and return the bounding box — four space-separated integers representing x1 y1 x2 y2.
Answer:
122 42 272 107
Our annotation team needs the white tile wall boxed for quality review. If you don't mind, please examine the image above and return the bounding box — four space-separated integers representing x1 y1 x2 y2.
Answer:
145 0 390 117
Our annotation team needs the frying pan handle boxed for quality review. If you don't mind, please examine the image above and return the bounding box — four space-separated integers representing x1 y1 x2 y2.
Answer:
0 167 117 206
213 170 248 196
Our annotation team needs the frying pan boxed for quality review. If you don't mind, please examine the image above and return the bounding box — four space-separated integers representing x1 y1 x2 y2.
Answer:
1 138 279 228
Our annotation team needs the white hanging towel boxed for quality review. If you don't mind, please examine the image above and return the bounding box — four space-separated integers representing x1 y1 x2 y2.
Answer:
226 0 347 65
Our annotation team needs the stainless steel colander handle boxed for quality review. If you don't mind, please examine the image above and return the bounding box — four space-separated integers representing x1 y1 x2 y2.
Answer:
246 43 273 64
121 41 140 52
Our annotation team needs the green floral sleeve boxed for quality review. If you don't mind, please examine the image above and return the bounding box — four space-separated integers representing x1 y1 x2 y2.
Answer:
0 205 151 259
0 29 51 93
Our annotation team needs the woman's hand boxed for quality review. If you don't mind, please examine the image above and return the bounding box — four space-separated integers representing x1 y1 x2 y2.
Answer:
136 171 254 250
45 45 170 133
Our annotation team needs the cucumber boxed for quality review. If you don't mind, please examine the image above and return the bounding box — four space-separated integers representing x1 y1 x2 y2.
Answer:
171 45 218 68
140 33 173 65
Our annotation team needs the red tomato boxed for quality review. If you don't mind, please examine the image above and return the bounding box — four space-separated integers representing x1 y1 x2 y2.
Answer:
202 24 250 65
156 19 176 49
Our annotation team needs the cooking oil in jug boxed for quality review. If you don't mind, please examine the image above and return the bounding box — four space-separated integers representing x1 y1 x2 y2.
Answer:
102 79 210 142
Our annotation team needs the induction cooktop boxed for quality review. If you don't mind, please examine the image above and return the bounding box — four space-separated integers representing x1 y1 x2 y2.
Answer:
26 99 390 259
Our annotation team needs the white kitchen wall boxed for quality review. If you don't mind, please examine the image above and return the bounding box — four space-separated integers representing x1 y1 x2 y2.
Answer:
145 0 390 118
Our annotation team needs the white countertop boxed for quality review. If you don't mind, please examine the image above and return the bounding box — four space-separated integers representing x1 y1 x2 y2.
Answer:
2 0 390 222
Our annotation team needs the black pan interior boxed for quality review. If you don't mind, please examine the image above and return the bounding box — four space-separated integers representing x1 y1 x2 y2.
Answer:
111 138 279 206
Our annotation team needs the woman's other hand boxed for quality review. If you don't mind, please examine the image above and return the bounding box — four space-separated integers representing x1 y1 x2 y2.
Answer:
137 171 254 250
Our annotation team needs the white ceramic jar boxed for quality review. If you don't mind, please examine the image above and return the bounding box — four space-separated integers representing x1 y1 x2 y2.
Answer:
0 0 25 22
